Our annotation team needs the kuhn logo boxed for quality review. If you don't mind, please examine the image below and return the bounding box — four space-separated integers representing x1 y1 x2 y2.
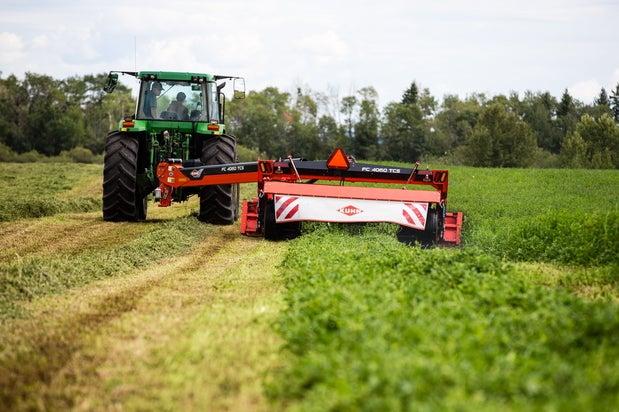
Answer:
190 169 203 178
338 205 362 216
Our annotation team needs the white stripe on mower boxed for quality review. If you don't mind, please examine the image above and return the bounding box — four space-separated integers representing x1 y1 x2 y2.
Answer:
274 195 428 230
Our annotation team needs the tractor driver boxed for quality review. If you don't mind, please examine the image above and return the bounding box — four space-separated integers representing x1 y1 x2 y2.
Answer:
143 81 162 119
167 92 189 120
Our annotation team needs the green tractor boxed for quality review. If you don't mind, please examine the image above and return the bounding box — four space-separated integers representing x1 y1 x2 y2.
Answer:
102 70 245 224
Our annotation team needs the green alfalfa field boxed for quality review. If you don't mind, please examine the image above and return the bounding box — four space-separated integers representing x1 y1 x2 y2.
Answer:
0 161 617 411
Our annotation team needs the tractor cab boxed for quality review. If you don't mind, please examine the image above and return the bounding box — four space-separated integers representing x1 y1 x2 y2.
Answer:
137 78 219 122
104 70 245 126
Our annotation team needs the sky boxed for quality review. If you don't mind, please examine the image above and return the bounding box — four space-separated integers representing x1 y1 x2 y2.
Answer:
0 0 618 105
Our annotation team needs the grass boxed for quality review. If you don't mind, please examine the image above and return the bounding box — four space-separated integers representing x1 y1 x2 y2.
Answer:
1 160 618 410
0 228 286 411
0 165 260 320
334 165 619 264
0 214 213 319
0 162 102 221
445 167 619 257
0 164 284 410
0 173 281 410
515 263 618 302
496 211 618 266
269 229 619 411
313 167 619 268
268 166 619 410
106 238 287 411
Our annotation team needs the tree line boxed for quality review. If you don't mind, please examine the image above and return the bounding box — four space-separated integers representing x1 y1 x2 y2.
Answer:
228 82 619 169
1 72 618 168
0 72 133 157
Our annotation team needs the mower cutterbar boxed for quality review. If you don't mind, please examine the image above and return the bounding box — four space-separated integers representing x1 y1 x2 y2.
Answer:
155 149 463 246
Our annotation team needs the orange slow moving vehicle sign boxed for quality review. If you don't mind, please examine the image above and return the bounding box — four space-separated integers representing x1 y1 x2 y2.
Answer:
326 148 350 170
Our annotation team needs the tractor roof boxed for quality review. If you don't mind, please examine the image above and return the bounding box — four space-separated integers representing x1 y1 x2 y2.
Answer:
138 71 214 82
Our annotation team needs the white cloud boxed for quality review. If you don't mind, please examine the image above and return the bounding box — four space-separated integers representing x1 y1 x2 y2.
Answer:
135 32 266 75
58 28 101 63
569 68 619 103
299 30 349 64
0 32 25 63
140 38 203 71
569 79 601 103
611 68 619 88
31 35 48 49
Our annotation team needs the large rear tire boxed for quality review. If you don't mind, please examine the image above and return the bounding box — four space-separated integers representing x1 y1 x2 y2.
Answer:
102 131 147 221
198 134 239 224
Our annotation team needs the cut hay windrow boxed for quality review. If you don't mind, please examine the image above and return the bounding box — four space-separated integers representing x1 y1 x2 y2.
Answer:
0 217 211 319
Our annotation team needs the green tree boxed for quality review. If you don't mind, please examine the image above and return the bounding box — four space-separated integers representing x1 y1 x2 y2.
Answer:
568 114 619 168
556 89 579 137
418 87 437 118
463 103 537 167
520 91 563 153
354 87 380 159
0 74 28 152
587 87 613 118
340 95 357 142
81 73 134 153
557 89 575 117
381 102 427 162
595 88 610 107
317 115 348 155
227 87 292 156
609 83 619 122
294 87 318 123
560 131 589 168
0 72 135 156
287 88 321 158
23 73 86 155
434 94 482 149
401 81 419 105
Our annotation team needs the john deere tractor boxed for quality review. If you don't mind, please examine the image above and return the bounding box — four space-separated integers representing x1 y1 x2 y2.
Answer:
102 70 245 224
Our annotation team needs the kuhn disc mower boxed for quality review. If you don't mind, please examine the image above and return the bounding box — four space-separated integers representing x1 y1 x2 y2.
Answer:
156 148 463 246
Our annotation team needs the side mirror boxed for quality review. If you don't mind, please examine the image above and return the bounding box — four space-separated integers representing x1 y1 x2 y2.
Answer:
233 78 245 99
103 72 119 93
